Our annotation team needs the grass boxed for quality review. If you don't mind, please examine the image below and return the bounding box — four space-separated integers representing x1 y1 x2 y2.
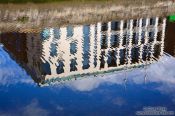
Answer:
169 15 175 22
0 0 165 4
0 0 174 32
0 0 63 3
0 0 110 3
17 16 29 23
0 0 167 10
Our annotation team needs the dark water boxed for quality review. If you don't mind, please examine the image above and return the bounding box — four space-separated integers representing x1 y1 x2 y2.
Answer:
0 16 175 116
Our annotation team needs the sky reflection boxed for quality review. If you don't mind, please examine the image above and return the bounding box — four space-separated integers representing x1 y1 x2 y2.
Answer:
0 46 33 87
0 44 175 116
0 16 175 116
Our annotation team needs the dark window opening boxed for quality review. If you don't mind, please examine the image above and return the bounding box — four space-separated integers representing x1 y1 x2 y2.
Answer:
111 21 120 31
119 49 126 65
70 59 77 72
107 50 117 67
101 23 108 31
56 61 65 74
111 34 119 48
100 51 105 69
131 47 139 63
153 44 161 59
101 35 108 49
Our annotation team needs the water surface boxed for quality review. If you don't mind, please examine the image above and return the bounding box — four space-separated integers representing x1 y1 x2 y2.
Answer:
0 16 175 116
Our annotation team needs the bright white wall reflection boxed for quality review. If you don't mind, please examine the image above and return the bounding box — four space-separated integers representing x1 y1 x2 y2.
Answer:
38 17 166 85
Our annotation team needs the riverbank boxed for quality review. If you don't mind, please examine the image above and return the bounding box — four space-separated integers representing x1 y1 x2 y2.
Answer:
0 0 174 32
0 0 167 4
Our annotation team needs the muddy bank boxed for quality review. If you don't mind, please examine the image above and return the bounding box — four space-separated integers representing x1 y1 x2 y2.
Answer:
0 1 174 32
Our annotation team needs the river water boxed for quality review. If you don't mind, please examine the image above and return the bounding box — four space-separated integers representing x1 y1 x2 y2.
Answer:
0 16 175 116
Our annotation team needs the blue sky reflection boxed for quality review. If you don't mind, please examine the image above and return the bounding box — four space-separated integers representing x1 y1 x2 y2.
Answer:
0 46 175 115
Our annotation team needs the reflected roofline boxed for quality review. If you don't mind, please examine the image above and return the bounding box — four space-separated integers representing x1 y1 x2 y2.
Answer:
40 61 156 87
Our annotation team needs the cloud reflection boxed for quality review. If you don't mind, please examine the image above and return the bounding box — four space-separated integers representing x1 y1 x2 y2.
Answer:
0 99 49 116
22 99 49 116
63 54 175 93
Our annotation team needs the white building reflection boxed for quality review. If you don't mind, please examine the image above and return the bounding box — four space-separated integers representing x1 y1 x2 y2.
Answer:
31 17 166 85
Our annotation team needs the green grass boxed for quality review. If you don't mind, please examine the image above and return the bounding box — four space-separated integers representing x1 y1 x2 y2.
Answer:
17 16 29 23
0 0 165 4
0 0 61 3
0 0 109 3
169 15 175 22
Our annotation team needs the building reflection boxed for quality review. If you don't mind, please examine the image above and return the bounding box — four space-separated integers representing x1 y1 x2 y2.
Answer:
165 20 175 56
0 17 166 86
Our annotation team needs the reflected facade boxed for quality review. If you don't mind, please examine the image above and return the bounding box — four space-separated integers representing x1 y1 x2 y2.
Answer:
0 17 166 85
165 21 175 56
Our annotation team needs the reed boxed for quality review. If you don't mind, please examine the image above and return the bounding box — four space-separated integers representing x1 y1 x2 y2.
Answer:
0 0 174 32
0 0 165 5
